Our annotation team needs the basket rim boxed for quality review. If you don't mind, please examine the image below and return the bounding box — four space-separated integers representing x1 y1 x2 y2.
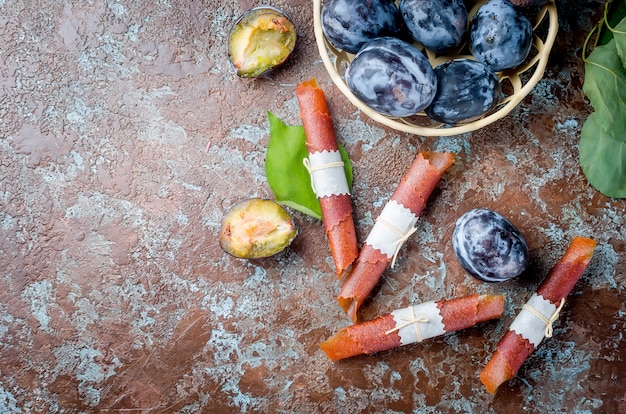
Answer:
312 0 560 137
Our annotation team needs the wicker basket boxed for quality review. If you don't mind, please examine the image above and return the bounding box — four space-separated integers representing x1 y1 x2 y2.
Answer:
313 0 559 136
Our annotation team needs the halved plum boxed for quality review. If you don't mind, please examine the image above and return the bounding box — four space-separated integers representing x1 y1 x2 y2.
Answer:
228 6 296 78
220 198 298 259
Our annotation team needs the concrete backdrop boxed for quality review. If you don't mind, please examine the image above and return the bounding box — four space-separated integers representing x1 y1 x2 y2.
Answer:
0 0 624 412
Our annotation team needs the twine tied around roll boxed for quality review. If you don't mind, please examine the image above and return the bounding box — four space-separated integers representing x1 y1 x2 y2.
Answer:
376 216 418 268
385 306 430 343
302 157 345 195
522 297 566 338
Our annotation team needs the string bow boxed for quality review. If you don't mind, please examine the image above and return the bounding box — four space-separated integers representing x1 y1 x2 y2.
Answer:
302 157 344 195
376 216 418 269
523 297 566 338
385 306 430 343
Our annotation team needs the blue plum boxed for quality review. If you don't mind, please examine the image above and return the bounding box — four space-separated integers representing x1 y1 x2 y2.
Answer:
425 59 501 124
509 0 549 6
452 208 529 283
345 37 437 117
469 0 533 71
321 0 404 54
399 0 468 53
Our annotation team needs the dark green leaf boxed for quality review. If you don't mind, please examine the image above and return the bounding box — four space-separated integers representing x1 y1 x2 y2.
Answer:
583 38 626 132
265 112 353 219
612 12 626 69
579 113 626 198
599 0 626 45
580 35 626 198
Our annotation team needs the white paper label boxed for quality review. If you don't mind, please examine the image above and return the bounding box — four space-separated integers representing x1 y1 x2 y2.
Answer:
509 293 557 347
307 150 349 198
366 199 418 258
390 301 446 346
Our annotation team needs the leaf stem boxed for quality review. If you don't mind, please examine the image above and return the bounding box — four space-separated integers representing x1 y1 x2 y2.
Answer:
582 1 611 62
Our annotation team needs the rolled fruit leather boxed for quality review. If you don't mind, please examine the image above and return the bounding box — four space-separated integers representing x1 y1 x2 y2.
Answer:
480 236 597 394
338 151 455 322
320 294 505 361
296 78 359 278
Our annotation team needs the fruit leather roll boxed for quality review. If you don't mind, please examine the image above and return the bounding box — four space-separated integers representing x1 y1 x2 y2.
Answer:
320 294 505 361
296 78 359 278
480 236 597 394
338 151 455 322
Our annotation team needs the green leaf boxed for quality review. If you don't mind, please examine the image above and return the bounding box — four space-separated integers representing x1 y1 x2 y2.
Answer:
583 38 626 132
338 144 354 191
599 0 626 45
580 113 626 198
265 112 353 219
580 36 626 198
612 12 626 69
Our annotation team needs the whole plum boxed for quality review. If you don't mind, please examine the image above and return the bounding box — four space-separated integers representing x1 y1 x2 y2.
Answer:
426 59 501 124
469 0 533 71
321 0 404 54
399 0 468 53
345 37 437 117
452 208 529 283
509 0 549 6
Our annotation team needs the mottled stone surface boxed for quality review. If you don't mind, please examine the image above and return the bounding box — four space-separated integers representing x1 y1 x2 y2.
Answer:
0 0 624 412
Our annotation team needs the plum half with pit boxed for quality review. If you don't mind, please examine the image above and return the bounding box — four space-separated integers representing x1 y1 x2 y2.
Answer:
321 0 404 54
452 208 529 282
399 0 468 53
426 59 501 124
228 6 296 78
345 37 437 117
220 198 297 259
469 0 533 72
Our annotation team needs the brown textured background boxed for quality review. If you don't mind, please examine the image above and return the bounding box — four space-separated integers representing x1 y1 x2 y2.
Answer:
0 0 624 412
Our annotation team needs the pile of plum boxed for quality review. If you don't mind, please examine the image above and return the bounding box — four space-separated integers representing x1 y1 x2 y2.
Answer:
321 0 546 124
